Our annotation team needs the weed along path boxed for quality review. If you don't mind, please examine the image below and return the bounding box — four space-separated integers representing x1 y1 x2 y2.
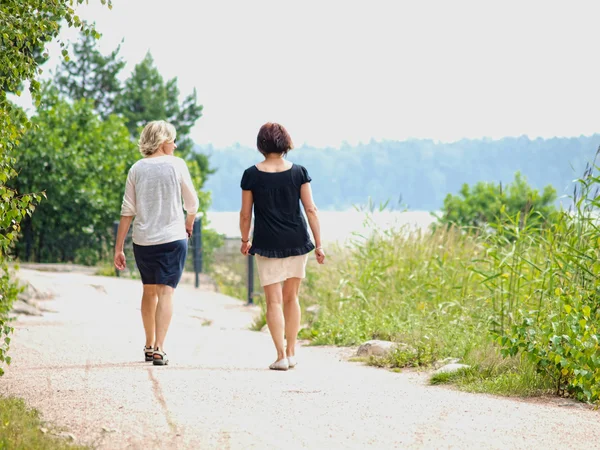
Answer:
2 267 600 449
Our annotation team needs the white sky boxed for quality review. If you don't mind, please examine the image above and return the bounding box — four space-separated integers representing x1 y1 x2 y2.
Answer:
14 0 600 148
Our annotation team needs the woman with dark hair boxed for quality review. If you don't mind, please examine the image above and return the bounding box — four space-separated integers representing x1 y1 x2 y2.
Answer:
240 122 325 371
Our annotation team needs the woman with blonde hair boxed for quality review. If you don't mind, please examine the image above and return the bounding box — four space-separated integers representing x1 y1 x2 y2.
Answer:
240 122 325 371
114 120 199 366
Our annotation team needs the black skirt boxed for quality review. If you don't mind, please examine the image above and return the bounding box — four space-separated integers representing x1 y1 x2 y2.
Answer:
133 239 187 288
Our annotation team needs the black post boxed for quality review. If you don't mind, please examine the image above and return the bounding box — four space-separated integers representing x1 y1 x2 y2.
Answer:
247 254 254 304
113 221 119 277
193 217 202 288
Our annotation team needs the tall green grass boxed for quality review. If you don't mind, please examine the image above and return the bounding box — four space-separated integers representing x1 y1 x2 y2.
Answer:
301 221 490 359
301 155 600 403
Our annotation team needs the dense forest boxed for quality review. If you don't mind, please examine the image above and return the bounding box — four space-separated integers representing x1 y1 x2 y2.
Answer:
201 134 600 211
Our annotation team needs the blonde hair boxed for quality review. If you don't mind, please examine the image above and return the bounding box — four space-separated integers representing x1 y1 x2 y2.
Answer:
138 120 177 156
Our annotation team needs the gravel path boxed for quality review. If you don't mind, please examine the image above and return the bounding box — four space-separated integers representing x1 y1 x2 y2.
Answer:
2 268 600 449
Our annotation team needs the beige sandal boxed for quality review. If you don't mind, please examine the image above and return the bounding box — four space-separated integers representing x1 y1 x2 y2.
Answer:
269 359 289 371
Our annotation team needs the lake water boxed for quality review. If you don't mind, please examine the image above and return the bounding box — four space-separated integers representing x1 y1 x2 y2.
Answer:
205 210 437 244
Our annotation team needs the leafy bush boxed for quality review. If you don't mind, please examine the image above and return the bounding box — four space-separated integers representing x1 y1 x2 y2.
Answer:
302 159 600 403
10 87 137 264
438 171 557 229
491 160 600 402
1 0 111 375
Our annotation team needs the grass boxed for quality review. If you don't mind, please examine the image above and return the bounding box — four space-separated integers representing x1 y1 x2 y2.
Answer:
249 296 267 331
301 173 600 401
430 357 554 398
0 396 86 450
209 240 259 302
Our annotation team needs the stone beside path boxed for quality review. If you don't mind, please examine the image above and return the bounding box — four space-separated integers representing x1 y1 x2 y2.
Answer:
1 267 599 449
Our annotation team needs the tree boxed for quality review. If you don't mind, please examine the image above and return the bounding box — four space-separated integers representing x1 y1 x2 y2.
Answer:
115 54 203 152
114 52 214 210
437 172 558 229
0 0 112 375
11 86 137 265
56 41 214 194
55 31 125 119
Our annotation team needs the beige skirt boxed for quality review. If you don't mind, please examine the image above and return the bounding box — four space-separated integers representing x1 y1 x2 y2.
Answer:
255 254 309 287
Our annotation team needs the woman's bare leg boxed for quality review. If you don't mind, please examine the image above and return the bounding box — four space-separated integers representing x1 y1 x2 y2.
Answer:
282 277 302 357
154 284 175 351
141 284 158 348
263 282 285 361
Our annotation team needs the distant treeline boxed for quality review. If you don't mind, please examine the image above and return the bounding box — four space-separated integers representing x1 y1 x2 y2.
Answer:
199 134 600 212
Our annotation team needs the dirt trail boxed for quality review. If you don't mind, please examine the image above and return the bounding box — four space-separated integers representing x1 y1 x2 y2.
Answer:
2 268 599 449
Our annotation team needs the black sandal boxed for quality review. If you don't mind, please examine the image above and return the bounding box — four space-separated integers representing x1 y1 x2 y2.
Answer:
144 346 154 362
153 348 169 366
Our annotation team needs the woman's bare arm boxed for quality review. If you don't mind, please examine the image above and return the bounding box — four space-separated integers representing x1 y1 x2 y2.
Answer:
114 215 134 270
239 190 253 254
300 183 325 263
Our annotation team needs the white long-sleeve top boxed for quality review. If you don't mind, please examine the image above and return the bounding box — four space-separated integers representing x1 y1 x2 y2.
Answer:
120 155 199 246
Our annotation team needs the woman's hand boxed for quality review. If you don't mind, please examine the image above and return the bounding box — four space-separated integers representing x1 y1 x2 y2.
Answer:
240 241 252 255
185 215 195 238
315 247 325 264
114 250 127 270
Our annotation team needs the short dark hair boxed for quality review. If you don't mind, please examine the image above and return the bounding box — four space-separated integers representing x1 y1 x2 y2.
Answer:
257 122 294 155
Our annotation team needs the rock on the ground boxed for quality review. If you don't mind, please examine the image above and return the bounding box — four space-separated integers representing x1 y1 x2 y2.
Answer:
10 300 43 316
18 280 55 304
356 340 397 357
434 363 471 374
60 432 76 441
434 357 461 369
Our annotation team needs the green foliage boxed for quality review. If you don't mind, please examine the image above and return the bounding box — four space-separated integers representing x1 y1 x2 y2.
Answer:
490 160 600 402
367 342 441 369
200 227 225 271
0 0 111 376
249 297 267 332
210 259 247 301
10 86 137 264
0 0 106 100
56 36 218 259
115 53 193 134
114 53 203 155
55 32 125 119
0 396 87 449
301 223 486 353
114 52 214 207
429 358 553 397
438 172 558 229
298 152 600 403
56 36 211 180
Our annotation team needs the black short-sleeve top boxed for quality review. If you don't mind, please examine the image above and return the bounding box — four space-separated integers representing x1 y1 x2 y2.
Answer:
240 163 315 258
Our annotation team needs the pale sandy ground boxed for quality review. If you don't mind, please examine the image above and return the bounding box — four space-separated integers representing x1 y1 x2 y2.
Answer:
2 268 600 450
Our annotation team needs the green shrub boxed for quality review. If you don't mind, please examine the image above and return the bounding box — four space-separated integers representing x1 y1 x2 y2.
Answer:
302 158 600 403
